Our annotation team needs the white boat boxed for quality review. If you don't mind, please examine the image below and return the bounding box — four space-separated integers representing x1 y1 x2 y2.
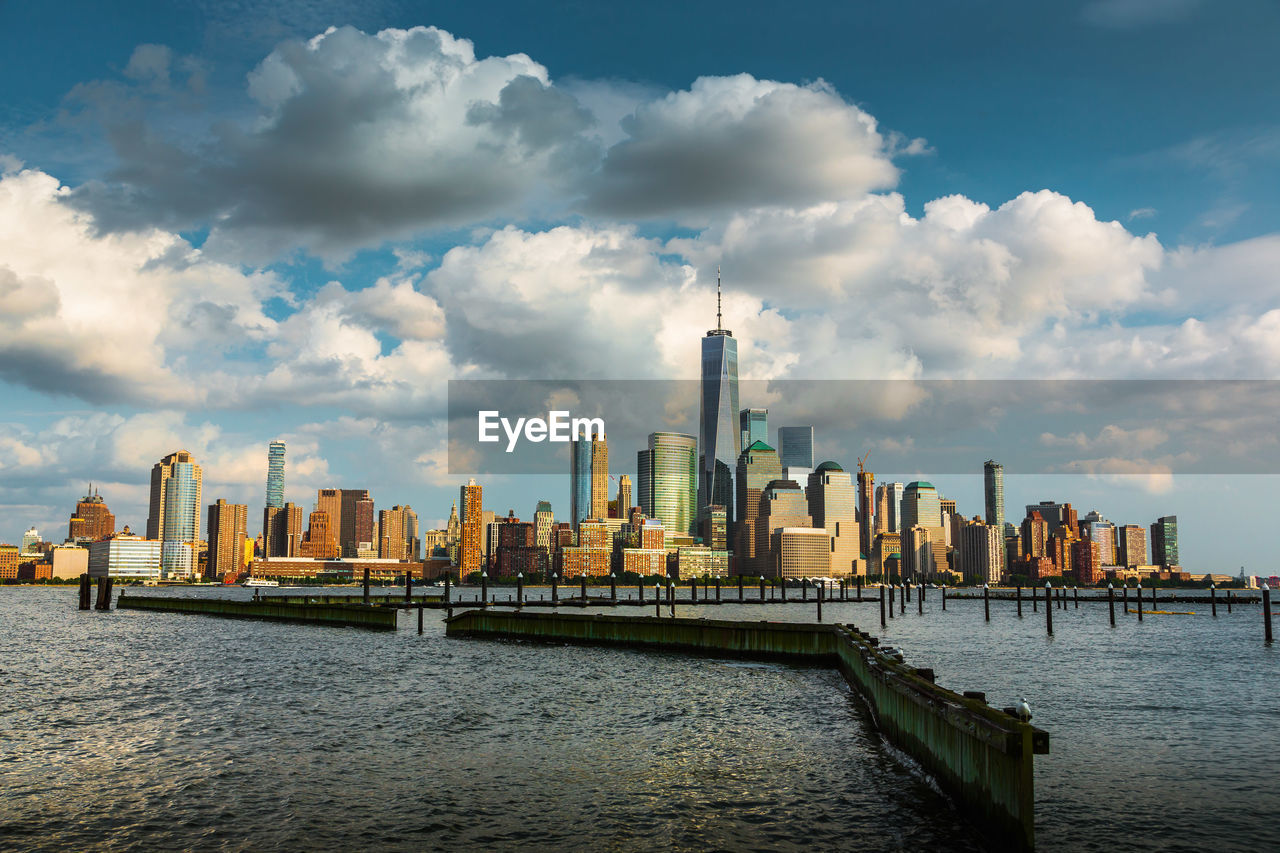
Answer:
241 578 279 588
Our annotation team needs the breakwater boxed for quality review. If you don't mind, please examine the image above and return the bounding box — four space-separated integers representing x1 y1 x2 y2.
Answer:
446 609 1049 852
117 594 398 630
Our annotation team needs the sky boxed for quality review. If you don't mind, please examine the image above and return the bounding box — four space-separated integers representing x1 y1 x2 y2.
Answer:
1 0 1278 572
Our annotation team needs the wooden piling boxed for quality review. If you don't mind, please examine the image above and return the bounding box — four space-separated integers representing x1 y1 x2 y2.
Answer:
817 583 823 623
1045 584 1053 636
610 573 617 603
363 567 371 604
404 570 412 602
78 573 91 610
918 584 923 614
655 580 661 616
1108 584 1115 626
517 573 524 607
638 579 644 603
715 578 721 602
1032 583 1038 613
1123 584 1129 614
444 573 451 605
552 573 559 605
856 576 862 601
1136 583 1143 622
905 582 912 603
1016 585 1022 617
1151 586 1158 610
759 576 766 602
418 604 424 634
690 578 697 604
1074 587 1079 609
1264 585 1273 643
889 583 895 619
579 573 586 602
880 584 886 627
942 584 947 611
900 584 906 615
1210 583 1217 616
1228 589 1233 614
802 579 808 602
483 573 490 606
738 575 744 601
984 584 990 622
782 579 788 602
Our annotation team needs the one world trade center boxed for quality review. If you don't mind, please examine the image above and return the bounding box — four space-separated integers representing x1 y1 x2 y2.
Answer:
698 269 740 526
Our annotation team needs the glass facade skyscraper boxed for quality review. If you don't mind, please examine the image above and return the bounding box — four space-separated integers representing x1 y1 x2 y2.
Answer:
266 440 286 509
638 432 697 536
700 330 739 521
147 450 202 579
739 408 768 450
778 426 814 470
1150 515 1178 566
901 481 941 531
570 437 593 529
983 460 1004 529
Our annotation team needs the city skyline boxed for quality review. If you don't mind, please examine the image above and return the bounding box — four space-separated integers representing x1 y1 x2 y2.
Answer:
2 4 1280 572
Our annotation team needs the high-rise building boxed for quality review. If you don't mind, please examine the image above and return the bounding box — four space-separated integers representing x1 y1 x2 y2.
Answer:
460 479 483 578
569 435 596 529
739 408 768 450
900 481 941 531
956 518 1002 585
809 462 860 577
299 510 338 559
590 433 609 521
264 502 303 557
379 505 419 560
534 500 554 551
615 475 632 520
344 490 374 556
638 432 698 536
68 486 115 543
699 270 740 522
265 440 286 510
734 440 782 575
207 499 248 579
87 534 162 580
700 504 727 551
1120 525 1148 567
1072 538 1103 585
1021 511 1049 558
1080 510 1116 565
873 484 891 535
984 460 1005 529
778 426 815 470
887 482 905 532
147 450 203 579
856 463 874 560
754 480 812 578
1150 516 1178 567
1025 501 1077 533
21 527 40 554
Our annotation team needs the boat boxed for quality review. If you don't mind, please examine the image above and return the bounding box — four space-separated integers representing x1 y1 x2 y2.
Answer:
241 578 280 588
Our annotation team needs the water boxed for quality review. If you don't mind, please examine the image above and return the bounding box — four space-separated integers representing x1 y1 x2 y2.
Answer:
2 586 1276 851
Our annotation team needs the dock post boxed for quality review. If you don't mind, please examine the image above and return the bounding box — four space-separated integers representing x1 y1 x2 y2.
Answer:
690 578 697 604
984 584 990 622
900 584 906 615
738 575 744 601
655 579 661 616
482 572 490 606
551 572 559 605
517 573 524 607
1032 582 1038 612
840 579 846 601
610 572 617 603
941 584 947 610
1045 583 1053 636
888 584 895 619
1074 586 1079 609
580 573 586 603
802 579 808 601
782 579 787 602
921 583 927 604
1210 583 1217 616
1137 583 1143 622
78 573 91 610
363 568 370 604
817 583 823 622
715 577 721 602
1151 586 1158 610
1228 589 1233 614
1108 583 1116 627
1123 584 1129 614
905 582 911 603
857 576 862 601
1264 585 1273 643
880 584 886 627
638 579 644 604
1016 584 1023 617
918 584 923 614
668 581 675 617
418 605 424 634
405 570 412 603
759 576 765 602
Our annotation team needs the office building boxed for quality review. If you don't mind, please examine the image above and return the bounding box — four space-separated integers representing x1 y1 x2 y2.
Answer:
569 434 600 530
615 475 632 519
739 408 768 449
68 486 115 543
534 500 554 550
808 462 860 577
0 545 18 579
754 480 812 578
901 482 941 531
1150 516 1178 567
264 502 303 558
1025 501 1077 533
460 479 483 578
984 460 1004 530
265 440 286 510
638 432 698 536
957 518 1002 585
699 270 740 521
1021 511 1049 558
300 510 339 559
1072 538 1103 585
700 504 727 551
886 482 905 532
207 499 248 579
379 505 419 561
1080 510 1116 565
857 464 874 560
21 527 40 554
1120 525 1147 567
88 534 163 580
777 528 831 579
591 432 609 520
778 426 814 470
146 450 202 579
735 440 782 575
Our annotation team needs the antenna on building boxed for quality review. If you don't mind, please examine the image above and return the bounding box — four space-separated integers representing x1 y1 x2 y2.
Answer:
716 265 723 330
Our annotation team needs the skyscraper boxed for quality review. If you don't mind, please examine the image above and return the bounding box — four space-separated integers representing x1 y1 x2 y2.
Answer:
570 436 594 529
699 269 740 522
265 440 286 510
264 502 303 557
778 426 814 470
147 450 203 579
534 500 554 551
316 489 342 546
808 462 860 576
344 490 374 556
739 408 768 450
590 432 609 520
1120 524 1148 567
900 481 941 532
207 499 248 578
856 462 873 560
615 475 632 518
735 440 782 575
1150 516 1178 567
460 479 483 578
983 460 1004 529
68 486 115 543
379 505 419 560
887 482 905 532
638 432 698 536
754 479 812 578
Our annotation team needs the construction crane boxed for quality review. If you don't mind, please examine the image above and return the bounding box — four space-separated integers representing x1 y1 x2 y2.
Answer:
856 451 871 475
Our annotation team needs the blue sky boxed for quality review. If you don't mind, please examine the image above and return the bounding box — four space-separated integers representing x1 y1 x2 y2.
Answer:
1 0 1278 572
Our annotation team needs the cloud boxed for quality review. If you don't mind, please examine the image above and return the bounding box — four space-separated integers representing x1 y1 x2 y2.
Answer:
585 74 901 219
1081 0 1202 29
1128 207 1156 220
67 25 601 263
